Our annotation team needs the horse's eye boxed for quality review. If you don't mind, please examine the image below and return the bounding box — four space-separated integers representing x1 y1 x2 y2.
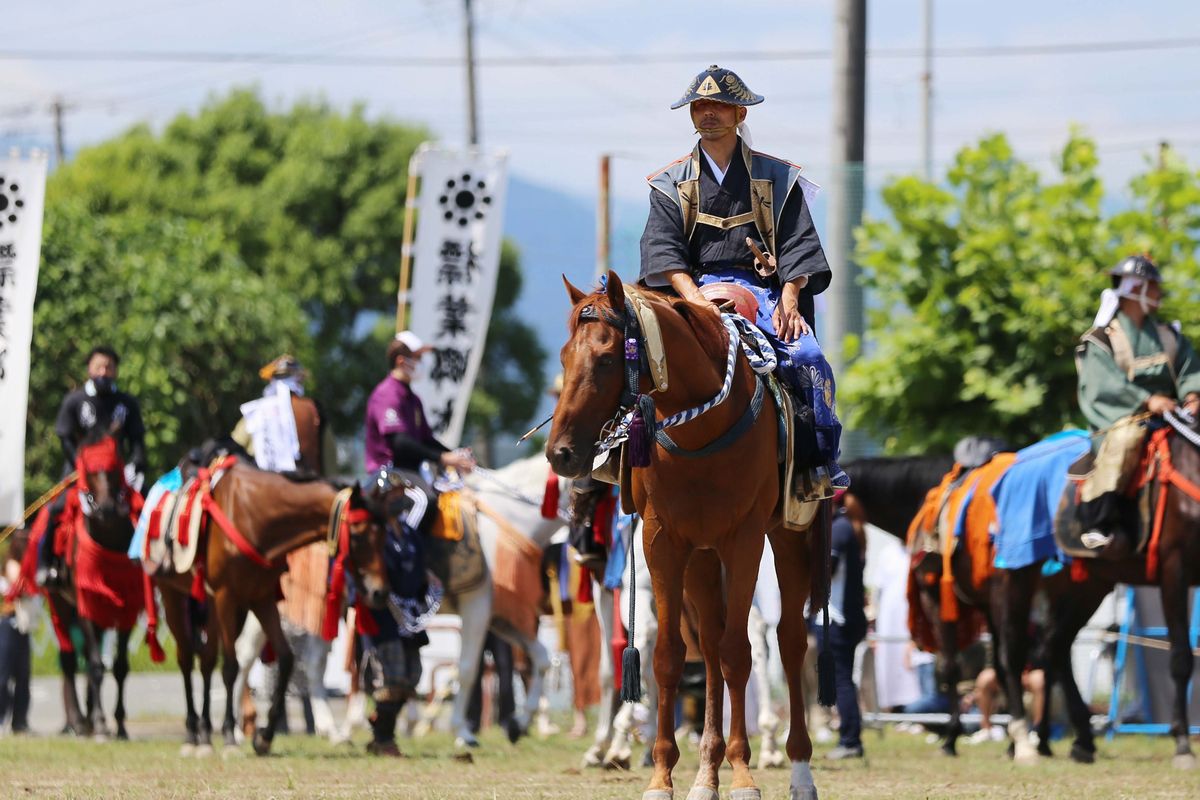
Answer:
597 354 616 370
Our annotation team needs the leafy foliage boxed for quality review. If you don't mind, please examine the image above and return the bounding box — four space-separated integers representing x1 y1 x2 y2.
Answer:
27 89 545 498
843 133 1200 453
28 203 309 496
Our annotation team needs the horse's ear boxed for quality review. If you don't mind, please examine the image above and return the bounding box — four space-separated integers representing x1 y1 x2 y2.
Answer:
562 274 586 306
606 270 625 312
350 481 364 503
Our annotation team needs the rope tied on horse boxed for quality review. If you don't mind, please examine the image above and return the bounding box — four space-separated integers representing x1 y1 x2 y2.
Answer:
322 487 380 641
1131 408 1200 581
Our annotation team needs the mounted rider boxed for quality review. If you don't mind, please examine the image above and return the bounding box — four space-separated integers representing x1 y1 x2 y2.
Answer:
638 64 845 492
232 354 335 475
361 330 471 755
1075 255 1200 556
36 345 146 587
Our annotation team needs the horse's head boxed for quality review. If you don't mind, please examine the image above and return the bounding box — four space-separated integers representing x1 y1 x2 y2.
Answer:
546 271 632 479
75 429 132 533
340 483 390 609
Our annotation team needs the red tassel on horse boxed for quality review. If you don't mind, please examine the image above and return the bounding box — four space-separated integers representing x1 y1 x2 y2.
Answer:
541 471 560 520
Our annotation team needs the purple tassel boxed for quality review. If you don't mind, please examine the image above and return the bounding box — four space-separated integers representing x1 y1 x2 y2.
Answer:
628 410 651 467
627 394 656 468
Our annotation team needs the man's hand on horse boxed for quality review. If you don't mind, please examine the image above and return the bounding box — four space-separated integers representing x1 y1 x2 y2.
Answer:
441 448 477 473
773 278 811 342
1185 393 1200 417
1147 394 1178 416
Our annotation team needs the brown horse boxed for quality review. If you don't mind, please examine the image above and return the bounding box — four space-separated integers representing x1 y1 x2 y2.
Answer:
548 272 826 800
1001 421 1200 769
152 444 390 756
34 430 145 739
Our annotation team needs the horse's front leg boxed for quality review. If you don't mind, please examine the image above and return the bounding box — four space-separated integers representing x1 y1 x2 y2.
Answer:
585 583 619 768
250 598 293 756
999 564 1038 763
162 586 200 752
645 526 690 800
213 590 244 749
717 529 766 799
58 646 86 737
112 628 132 740
937 618 962 757
78 618 108 739
452 577 492 748
1160 549 1197 769
684 549 728 800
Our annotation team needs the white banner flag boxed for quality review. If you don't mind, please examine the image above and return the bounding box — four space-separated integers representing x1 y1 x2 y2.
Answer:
0 154 48 526
408 144 508 448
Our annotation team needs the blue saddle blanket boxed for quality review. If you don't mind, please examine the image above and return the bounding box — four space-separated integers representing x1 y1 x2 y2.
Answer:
991 430 1090 570
129 467 183 559
696 268 842 467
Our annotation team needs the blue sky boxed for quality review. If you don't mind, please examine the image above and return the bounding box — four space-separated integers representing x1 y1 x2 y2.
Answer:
5 0 1200 213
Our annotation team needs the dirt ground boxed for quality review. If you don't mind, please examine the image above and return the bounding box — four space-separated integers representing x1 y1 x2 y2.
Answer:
0 717 1197 800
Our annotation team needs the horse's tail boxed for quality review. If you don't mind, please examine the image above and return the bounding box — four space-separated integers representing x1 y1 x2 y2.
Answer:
810 498 836 707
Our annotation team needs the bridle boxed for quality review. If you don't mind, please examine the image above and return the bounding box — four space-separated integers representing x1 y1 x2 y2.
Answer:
578 289 776 461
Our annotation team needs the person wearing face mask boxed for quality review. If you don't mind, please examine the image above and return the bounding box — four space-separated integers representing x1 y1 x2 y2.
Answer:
36 345 147 587
1075 255 1200 556
638 65 845 494
363 331 476 533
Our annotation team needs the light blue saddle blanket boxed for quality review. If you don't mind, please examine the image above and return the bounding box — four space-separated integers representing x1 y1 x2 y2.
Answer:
129 467 183 559
990 430 1090 570
696 268 843 472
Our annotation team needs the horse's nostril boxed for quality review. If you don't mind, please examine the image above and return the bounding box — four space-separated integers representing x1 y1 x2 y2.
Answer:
555 446 573 465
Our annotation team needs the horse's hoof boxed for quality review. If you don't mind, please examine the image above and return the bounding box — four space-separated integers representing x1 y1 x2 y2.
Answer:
115 728 129 742
603 752 632 771
1172 752 1197 770
1069 743 1095 765
504 717 523 745
179 743 195 758
729 789 762 800
454 734 480 749
1037 741 1054 758
642 791 673 800
1013 743 1040 765
790 787 818 800
194 744 214 759
686 787 719 800
758 749 788 770
581 746 604 769
252 731 272 757
92 732 109 744
939 745 958 758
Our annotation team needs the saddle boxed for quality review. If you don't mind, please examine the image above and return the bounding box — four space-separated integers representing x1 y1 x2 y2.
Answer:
142 457 235 577
1055 446 1155 561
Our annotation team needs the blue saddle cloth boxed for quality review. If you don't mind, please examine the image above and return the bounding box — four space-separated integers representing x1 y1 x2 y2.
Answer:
129 467 183 559
696 268 843 472
991 430 1090 570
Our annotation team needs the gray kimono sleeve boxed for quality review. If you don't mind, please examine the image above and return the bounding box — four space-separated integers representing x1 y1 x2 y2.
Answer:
639 188 691 288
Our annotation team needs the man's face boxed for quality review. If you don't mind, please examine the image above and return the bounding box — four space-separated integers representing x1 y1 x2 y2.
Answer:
87 353 118 382
690 99 744 140
394 351 422 381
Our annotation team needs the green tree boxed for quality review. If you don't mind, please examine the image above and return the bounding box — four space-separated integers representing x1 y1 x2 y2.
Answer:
48 89 429 433
27 202 309 498
843 134 1200 453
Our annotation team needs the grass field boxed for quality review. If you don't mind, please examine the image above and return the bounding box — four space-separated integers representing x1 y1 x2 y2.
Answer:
1 720 1197 800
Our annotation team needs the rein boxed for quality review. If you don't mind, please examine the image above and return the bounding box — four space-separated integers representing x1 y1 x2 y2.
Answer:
1136 410 1200 581
583 293 775 462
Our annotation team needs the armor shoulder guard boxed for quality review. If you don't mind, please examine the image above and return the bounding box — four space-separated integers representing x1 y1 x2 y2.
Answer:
1079 326 1113 356
646 154 695 207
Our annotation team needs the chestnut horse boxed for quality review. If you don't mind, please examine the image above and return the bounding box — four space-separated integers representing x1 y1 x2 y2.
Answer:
548 272 827 800
35 430 145 739
152 447 390 756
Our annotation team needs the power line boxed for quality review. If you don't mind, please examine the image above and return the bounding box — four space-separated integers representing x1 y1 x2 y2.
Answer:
2 36 1200 68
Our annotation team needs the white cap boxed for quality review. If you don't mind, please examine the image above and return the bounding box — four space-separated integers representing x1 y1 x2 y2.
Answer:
395 330 433 355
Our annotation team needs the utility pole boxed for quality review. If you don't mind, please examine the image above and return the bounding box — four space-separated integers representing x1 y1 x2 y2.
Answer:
921 0 933 179
827 0 867 457
463 0 480 147
596 154 611 280
51 96 65 166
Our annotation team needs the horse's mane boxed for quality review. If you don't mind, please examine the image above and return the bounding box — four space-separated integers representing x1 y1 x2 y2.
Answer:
569 285 729 365
844 455 954 503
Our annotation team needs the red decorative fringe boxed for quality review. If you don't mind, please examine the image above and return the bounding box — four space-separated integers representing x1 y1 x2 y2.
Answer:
73 521 143 631
576 566 594 604
1070 559 1089 583
541 471 560 520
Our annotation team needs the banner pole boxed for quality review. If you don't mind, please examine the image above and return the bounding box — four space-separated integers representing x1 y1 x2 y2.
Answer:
395 148 424 333
0 471 76 547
